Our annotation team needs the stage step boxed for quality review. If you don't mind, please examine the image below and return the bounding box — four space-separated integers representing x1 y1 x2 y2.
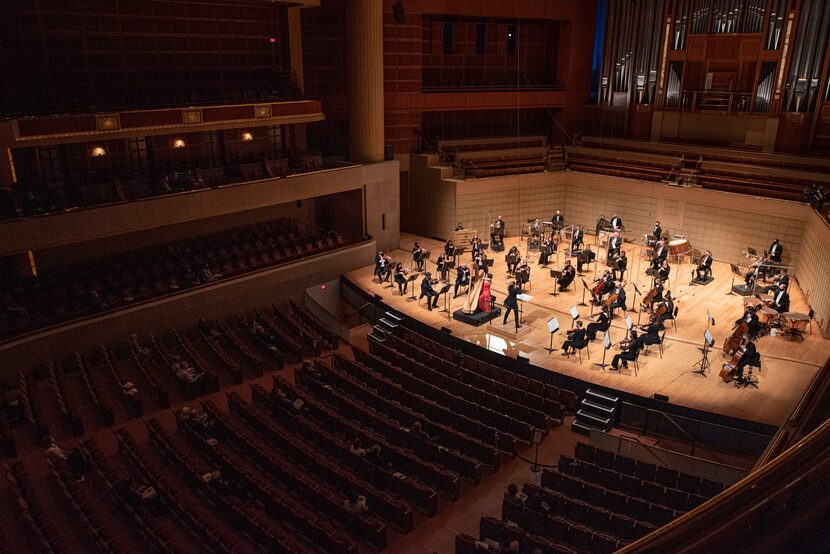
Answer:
571 420 603 436
367 332 386 343
575 409 611 431
385 311 405 324
372 325 387 337
584 388 619 407
378 317 399 334
581 399 616 418
572 388 619 434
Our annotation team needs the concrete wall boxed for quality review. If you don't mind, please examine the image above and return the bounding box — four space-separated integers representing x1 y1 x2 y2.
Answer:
794 210 830 335
0 240 375 383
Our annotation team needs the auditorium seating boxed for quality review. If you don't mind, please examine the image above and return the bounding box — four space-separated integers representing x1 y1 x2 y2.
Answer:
0 218 347 341
456 441 728 553
436 136 553 178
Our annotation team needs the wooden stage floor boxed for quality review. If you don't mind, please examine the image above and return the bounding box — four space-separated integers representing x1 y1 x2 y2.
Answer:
346 233 829 427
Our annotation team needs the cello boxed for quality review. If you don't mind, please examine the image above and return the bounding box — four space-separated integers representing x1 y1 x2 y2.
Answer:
641 286 659 311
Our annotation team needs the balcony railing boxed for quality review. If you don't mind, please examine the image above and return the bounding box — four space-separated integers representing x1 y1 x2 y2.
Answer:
669 90 755 114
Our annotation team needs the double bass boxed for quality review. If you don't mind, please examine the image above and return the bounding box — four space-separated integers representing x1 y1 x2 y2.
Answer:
723 320 748 355
720 347 744 382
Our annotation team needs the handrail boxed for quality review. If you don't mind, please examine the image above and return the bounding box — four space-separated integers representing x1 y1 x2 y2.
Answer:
643 407 723 464
616 433 670 467
341 302 378 327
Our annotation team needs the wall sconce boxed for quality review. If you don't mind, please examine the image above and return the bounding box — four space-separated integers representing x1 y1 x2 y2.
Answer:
172 139 186 149
241 132 253 141
90 146 107 157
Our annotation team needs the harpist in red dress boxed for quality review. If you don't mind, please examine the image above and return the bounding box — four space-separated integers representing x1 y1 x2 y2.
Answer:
478 278 492 312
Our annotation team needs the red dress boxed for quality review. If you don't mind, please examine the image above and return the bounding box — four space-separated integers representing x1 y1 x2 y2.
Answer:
478 280 492 312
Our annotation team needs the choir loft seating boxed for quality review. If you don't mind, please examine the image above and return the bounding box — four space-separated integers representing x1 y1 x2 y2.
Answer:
455 441 726 554
568 137 830 203
0 218 346 341
437 136 552 179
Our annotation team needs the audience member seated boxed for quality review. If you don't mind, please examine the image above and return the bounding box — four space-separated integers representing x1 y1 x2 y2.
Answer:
43 437 87 481
343 492 369 514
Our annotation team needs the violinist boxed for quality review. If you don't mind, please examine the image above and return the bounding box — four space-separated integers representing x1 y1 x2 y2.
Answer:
419 272 440 310
436 252 448 281
696 250 713 280
412 242 425 271
657 259 671 282
557 260 576 291
506 246 520 274
586 306 610 341
611 330 639 370
561 320 587 356
393 262 409 295
515 259 531 292
735 305 760 339
374 251 391 282
576 244 595 273
612 250 627 281
539 236 555 266
453 263 471 297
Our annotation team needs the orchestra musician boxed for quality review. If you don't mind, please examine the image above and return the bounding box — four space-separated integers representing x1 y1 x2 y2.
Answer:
610 214 623 230
515 259 531 292
478 276 493 312
576 244 596 273
637 320 661 349
374 251 391 282
732 337 759 382
551 210 565 230
642 279 664 312
453 263 471 298
611 330 640 370
651 240 670 272
561 320 587 356
696 250 713 280
586 306 610 341
769 283 790 313
763 269 789 293
649 221 662 246
592 270 614 303
557 260 576 291
444 239 455 261
454 222 465 231
412 242 425 271
769 238 783 264
608 232 623 260
474 251 489 279
502 280 520 329
506 246 520 274
436 252 448 281
657 259 671 282
419 272 440 311
735 305 761 339
609 282 627 318
393 262 409 295
471 236 483 257
571 225 585 253
490 216 506 252
538 236 556 266
612 250 627 281
656 291 675 328
494 216 505 239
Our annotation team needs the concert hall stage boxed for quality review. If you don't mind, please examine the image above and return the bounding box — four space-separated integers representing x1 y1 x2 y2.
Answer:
345 233 830 427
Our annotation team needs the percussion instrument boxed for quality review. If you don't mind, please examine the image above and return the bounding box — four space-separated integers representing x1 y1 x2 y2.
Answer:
758 306 778 329
743 297 763 308
782 312 809 339
668 238 689 256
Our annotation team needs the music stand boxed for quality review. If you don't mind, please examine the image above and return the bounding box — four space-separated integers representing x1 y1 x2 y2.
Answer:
629 283 641 313
406 274 419 300
579 278 591 307
545 317 560 354
692 329 714 376
625 315 633 341
438 283 453 319
570 305 580 326
550 270 563 297
595 331 612 371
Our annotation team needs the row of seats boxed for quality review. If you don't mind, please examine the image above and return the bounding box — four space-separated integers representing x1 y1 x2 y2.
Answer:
401 326 578 412
567 154 669 183
4 460 65 552
0 217 346 340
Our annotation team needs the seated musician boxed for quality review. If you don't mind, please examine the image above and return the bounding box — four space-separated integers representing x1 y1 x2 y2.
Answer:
506 246 520 274
744 263 759 287
393 262 409 295
637 320 661 349
571 225 585 253
471 237 483 256
576 244 595 273
515 259 530 292
454 222 465 231
444 239 455 259
561 320 587 356
608 232 623 260
412 242 425 271
613 250 627 281
539 237 556 266
658 260 671 282
453 263 471 297
436 253 448 281
489 228 504 252
557 260 576 291
735 305 761 339
494 216 506 240
611 331 640 370
733 337 759 381
651 279 665 304
696 250 713 280
769 283 790 313
609 282 627 318
610 214 623 230
374 251 390 281
648 221 662 247
593 271 613 303
657 292 675 328
419 272 440 310
764 269 789 293
586 306 610 341
651 240 669 271
474 252 489 279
